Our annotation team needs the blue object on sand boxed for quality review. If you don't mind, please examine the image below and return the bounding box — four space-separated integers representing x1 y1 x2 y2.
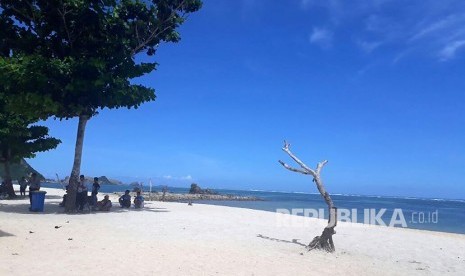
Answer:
31 191 47 212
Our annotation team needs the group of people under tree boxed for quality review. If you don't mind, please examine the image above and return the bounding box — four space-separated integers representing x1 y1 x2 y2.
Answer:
60 176 144 212
1 172 41 207
1 172 145 212
59 175 102 211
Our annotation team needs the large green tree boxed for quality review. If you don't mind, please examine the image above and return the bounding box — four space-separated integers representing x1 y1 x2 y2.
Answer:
0 94 60 198
0 0 202 211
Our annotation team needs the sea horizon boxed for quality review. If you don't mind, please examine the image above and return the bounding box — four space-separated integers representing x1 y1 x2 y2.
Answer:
41 182 465 235
42 180 465 202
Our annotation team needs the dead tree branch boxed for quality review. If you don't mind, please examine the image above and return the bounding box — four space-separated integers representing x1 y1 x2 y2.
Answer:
279 140 337 253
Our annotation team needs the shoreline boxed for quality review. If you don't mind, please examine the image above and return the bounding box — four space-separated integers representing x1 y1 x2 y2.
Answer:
5 185 465 236
1 186 465 275
40 182 465 202
2 186 464 238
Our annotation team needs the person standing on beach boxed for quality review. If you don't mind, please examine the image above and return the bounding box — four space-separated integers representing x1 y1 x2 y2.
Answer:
91 177 100 209
28 173 41 206
19 176 28 196
76 175 88 211
0 181 7 198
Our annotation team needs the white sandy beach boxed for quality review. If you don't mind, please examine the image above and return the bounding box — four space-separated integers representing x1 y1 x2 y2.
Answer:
1 186 464 276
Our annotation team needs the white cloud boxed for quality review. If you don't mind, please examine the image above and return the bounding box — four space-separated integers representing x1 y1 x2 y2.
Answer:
162 175 193 181
357 40 382 53
181 175 193 180
410 14 465 42
309 27 333 48
439 40 465 61
408 14 465 61
301 0 465 61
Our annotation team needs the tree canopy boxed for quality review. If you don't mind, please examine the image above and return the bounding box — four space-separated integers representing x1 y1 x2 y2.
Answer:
0 0 202 119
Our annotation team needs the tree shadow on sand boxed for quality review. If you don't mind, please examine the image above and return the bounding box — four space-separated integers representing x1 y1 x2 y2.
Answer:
256 234 307 247
0 201 63 214
0 201 170 215
2 194 64 201
109 205 170 213
0 229 15 237
140 208 170 213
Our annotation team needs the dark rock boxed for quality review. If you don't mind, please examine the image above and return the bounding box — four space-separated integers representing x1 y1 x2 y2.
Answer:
189 183 218 195
189 183 202 194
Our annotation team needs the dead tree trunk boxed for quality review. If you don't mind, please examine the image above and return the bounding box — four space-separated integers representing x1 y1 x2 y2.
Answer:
161 186 168 202
279 141 337 253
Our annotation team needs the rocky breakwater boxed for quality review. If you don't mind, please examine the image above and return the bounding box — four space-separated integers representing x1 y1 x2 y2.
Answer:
141 183 263 202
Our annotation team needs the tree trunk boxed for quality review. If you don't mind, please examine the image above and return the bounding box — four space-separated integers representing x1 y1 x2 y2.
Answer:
65 114 89 212
306 176 337 252
3 158 16 198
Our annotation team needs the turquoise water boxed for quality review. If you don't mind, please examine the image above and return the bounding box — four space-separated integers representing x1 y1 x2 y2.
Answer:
41 183 465 234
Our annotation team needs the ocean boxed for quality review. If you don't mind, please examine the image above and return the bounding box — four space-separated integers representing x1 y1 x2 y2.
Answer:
41 183 465 234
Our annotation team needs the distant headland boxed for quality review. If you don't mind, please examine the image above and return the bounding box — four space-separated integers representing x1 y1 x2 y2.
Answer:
60 175 122 185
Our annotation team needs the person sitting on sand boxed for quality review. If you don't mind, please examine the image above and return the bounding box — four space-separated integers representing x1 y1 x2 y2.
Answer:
97 195 112 211
133 191 144 209
119 190 131 208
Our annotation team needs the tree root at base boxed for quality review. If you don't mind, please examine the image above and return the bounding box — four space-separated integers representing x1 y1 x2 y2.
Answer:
307 227 336 253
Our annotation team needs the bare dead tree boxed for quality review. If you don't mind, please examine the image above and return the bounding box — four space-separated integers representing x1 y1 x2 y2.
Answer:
279 141 337 252
161 186 168 202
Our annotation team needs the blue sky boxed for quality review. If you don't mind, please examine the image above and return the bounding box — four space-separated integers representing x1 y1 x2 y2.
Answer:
29 0 465 199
